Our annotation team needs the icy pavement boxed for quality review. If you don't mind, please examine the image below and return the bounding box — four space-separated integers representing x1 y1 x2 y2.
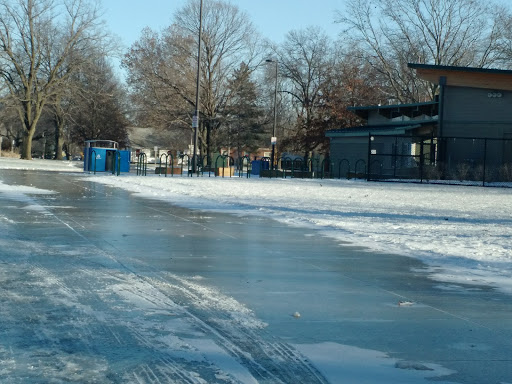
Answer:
2 158 512 294
0 160 511 383
88 170 512 295
0 169 329 383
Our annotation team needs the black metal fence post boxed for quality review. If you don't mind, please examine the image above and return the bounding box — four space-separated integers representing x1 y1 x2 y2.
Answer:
367 133 372 181
419 140 424 183
483 138 487 187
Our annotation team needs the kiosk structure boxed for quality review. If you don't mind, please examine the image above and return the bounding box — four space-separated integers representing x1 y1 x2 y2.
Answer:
83 140 130 173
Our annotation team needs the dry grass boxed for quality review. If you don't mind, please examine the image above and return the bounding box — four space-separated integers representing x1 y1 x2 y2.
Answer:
0 151 20 159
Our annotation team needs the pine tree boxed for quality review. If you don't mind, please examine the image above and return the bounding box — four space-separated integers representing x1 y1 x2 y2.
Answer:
221 63 265 155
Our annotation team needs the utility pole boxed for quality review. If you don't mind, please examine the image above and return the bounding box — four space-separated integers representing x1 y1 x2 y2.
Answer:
192 0 203 175
266 59 278 171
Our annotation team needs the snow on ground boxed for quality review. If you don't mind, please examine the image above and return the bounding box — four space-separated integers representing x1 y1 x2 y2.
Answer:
0 157 81 172
1 157 511 383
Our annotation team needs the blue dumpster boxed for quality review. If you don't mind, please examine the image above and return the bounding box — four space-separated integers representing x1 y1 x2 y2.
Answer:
83 140 130 173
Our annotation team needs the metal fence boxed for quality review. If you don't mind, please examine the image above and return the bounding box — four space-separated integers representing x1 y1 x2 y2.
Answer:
132 136 511 187
367 135 512 187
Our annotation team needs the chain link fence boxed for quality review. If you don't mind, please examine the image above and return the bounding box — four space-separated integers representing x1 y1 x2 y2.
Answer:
367 135 512 187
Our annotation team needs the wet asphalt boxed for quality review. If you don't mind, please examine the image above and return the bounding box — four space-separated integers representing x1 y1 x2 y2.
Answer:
0 168 511 384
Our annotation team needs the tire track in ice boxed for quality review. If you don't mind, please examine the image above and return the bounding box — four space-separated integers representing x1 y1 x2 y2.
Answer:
140 274 329 384
0 203 219 383
9 176 330 382
59 178 329 381
108 272 307 383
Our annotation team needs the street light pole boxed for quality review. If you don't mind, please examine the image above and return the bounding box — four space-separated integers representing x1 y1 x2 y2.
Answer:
192 0 203 175
266 59 278 171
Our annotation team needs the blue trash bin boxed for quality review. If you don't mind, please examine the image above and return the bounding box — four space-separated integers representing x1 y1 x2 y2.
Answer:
83 140 130 173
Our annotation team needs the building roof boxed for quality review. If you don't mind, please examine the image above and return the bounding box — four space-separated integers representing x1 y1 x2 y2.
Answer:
126 127 173 149
348 101 438 120
326 120 437 138
409 63 512 91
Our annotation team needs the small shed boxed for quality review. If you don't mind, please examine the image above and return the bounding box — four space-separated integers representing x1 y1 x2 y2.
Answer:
83 140 130 173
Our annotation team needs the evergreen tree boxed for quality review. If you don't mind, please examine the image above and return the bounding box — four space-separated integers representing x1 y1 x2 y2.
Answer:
221 63 265 155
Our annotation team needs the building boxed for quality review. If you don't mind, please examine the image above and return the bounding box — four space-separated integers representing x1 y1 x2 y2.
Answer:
411 64 512 169
326 64 512 182
327 101 438 177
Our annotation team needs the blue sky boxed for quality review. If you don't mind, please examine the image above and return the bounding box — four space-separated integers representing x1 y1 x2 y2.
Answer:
101 0 347 50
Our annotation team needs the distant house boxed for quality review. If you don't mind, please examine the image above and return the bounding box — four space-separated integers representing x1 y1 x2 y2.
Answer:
326 64 512 181
126 126 178 163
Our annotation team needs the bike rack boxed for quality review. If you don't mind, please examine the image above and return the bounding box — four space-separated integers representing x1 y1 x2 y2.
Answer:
354 159 366 178
159 153 169 177
239 155 251 178
137 152 147 176
214 154 234 178
179 154 191 176
338 159 350 179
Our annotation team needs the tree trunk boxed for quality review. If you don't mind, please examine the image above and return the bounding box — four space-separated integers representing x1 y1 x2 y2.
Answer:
21 128 35 160
54 112 65 160
20 105 43 160
204 124 211 163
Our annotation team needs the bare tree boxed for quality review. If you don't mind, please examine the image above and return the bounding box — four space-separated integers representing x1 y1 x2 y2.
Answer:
123 26 196 134
0 102 24 153
337 0 512 102
309 48 388 140
124 1 260 158
0 0 105 159
274 27 333 156
69 58 129 147
50 46 118 160
171 0 259 157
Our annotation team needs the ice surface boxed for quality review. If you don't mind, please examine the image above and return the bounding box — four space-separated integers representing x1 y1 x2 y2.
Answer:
82 173 512 295
1 158 510 383
294 342 456 384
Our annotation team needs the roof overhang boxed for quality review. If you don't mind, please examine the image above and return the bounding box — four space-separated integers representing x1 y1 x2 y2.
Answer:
327 127 413 137
326 120 437 138
409 63 512 91
348 101 438 120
